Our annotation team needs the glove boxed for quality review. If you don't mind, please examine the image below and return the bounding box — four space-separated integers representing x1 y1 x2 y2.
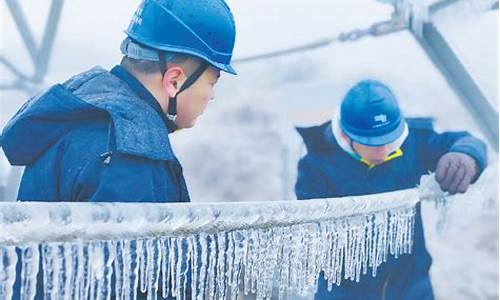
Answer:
435 152 478 194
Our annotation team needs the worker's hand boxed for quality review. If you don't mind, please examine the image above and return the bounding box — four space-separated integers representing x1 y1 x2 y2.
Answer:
435 152 478 194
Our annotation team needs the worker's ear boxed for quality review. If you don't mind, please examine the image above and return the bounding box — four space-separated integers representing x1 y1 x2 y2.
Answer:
161 66 187 97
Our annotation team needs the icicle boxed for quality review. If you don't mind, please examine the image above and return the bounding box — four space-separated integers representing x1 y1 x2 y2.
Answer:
434 192 450 231
69 243 81 300
255 230 265 300
229 231 244 300
197 233 208 300
20 245 39 300
250 230 260 296
139 239 147 294
146 238 161 300
242 230 251 296
325 222 339 292
207 235 217 299
60 243 72 299
114 240 125 300
345 221 354 282
101 241 115 300
419 172 450 231
42 243 57 300
288 226 300 292
78 242 90 300
124 239 140 300
276 228 285 299
256 230 268 300
181 237 191 300
0 246 18 300
174 238 186 299
372 213 387 277
216 232 227 299
50 244 63 299
189 236 197 300
87 240 115 300
225 232 235 299
335 221 346 287
268 228 282 298
88 241 103 300
168 238 176 298
362 216 372 276
257 228 280 300
160 238 170 299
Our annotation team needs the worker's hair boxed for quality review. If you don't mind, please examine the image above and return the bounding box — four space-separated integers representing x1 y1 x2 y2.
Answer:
120 53 192 75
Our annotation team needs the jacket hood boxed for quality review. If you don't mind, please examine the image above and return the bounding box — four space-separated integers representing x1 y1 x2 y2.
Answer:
295 121 334 154
1 67 175 165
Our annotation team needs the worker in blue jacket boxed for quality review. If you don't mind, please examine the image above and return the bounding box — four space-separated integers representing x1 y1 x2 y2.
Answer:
295 80 487 300
1 0 237 299
1 0 237 203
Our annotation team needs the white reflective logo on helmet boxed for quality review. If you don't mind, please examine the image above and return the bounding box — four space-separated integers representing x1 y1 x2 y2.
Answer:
374 114 387 123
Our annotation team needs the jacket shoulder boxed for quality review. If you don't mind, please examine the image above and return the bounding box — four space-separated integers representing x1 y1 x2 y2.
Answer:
296 121 334 153
406 117 435 131
62 66 108 92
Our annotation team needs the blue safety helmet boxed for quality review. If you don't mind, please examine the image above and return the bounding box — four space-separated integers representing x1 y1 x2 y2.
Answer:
339 80 405 146
124 0 237 75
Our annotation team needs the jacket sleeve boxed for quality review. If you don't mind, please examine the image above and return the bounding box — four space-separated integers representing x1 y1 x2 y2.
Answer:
421 129 488 177
295 155 333 200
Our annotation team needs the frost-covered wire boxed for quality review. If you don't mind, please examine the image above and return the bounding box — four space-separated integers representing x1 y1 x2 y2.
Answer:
0 188 420 246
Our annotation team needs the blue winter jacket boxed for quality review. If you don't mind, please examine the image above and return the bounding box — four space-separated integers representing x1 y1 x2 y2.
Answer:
295 119 487 300
1 65 190 203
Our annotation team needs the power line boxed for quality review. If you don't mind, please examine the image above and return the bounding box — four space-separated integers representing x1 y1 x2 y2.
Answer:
233 18 407 65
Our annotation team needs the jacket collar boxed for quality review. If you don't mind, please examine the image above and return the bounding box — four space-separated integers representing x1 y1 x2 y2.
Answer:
110 66 178 133
66 66 176 161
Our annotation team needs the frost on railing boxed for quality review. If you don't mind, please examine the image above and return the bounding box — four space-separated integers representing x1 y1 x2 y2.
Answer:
0 176 451 300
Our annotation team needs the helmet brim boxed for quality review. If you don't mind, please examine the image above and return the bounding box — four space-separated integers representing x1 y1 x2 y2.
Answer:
124 32 237 75
212 61 237 75
342 119 406 147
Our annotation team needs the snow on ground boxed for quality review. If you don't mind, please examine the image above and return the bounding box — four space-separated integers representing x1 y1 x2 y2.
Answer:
0 0 498 299
423 165 499 300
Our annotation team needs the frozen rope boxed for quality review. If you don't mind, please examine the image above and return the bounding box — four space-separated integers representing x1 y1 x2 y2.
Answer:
0 175 460 300
232 0 495 65
232 16 407 64
231 0 437 65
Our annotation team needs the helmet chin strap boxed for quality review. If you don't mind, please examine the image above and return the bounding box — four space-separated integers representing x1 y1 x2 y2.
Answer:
349 139 362 158
158 52 209 122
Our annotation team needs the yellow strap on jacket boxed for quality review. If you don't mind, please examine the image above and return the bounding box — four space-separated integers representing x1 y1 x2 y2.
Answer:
359 148 404 169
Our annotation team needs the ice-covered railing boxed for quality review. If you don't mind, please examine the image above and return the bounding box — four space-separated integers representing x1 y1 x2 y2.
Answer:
0 176 447 300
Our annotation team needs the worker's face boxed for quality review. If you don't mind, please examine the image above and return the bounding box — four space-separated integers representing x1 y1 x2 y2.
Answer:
174 67 220 129
351 142 394 165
